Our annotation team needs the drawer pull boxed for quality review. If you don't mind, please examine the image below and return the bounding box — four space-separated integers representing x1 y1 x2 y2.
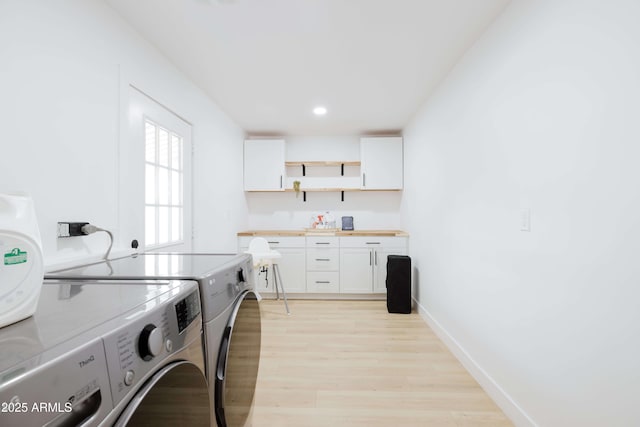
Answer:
315 281 330 284
267 241 280 244
315 258 330 261
315 242 330 245
366 242 381 245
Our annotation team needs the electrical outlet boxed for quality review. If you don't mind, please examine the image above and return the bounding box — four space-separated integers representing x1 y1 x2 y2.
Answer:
57 222 89 237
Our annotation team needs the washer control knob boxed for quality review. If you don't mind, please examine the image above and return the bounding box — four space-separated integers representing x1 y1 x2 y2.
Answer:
165 339 173 353
139 324 163 361
124 370 135 386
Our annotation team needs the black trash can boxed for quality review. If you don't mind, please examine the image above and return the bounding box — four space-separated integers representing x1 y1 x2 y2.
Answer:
386 255 411 314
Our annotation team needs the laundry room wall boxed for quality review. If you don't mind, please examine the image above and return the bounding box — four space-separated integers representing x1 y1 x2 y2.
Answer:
0 0 246 268
245 135 403 230
401 0 640 425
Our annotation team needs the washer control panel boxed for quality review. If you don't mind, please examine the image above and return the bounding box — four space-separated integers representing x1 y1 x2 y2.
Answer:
102 283 202 406
200 255 254 322
175 290 200 333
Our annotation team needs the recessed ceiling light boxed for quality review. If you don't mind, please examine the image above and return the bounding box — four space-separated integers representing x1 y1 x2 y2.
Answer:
313 106 327 116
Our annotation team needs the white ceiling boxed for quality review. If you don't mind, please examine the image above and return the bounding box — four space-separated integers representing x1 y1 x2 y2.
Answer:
106 0 510 136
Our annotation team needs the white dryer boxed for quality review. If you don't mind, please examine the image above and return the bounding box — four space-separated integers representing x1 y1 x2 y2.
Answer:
46 253 261 427
0 279 210 427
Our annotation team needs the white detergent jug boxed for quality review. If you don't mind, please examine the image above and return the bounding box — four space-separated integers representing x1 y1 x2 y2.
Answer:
0 193 44 328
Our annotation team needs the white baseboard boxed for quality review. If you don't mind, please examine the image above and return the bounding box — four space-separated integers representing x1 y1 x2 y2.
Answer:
413 298 537 427
258 292 386 301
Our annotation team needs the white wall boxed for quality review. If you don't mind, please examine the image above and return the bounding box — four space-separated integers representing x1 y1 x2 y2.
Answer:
402 0 640 425
0 0 246 267
246 136 403 230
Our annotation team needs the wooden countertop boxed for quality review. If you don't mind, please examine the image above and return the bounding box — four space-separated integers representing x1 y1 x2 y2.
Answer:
237 229 409 237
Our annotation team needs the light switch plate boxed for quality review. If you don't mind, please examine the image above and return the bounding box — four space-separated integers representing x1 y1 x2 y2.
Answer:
520 208 531 232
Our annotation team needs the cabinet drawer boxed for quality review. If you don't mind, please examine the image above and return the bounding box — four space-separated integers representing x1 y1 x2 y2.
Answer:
339 236 407 248
306 236 339 248
306 272 340 293
306 249 339 271
238 236 305 249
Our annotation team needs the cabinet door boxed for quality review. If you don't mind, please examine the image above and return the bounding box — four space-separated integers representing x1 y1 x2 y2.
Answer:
249 249 306 293
239 236 306 293
360 137 403 190
244 139 285 191
275 248 307 293
373 248 408 293
339 248 373 293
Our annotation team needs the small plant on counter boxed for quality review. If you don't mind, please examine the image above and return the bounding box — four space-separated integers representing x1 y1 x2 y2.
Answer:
293 180 301 197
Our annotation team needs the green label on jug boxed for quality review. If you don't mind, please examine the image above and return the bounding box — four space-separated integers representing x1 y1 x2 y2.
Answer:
4 248 28 265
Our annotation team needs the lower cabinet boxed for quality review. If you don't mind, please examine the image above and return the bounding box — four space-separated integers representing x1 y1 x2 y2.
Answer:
306 271 340 293
238 236 306 293
339 237 408 294
372 248 408 293
305 236 340 293
238 234 408 296
272 247 307 293
339 248 373 293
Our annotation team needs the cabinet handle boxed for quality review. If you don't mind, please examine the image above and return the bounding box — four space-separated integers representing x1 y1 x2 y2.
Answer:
375 251 378 266
362 172 366 187
369 251 372 266
315 281 330 284
315 258 330 261
315 242 330 245
365 242 381 245
280 175 283 189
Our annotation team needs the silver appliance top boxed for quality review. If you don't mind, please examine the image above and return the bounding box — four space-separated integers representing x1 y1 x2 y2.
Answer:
0 280 191 376
46 253 247 281
45 252 255 322
0 279 201 427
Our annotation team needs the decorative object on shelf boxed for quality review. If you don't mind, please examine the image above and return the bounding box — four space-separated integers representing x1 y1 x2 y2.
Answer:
293 180 301 198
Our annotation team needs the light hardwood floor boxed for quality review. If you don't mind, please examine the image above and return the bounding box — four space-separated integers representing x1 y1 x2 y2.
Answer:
247 300 512 427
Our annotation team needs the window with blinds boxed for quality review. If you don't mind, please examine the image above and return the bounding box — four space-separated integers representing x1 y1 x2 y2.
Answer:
144 119 184 247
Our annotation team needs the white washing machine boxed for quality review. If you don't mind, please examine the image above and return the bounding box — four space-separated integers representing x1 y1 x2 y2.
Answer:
0 279 209 427
46 253 261 427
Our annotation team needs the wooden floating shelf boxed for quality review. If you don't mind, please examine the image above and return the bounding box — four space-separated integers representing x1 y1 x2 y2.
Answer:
285 161 361 167
284 161 362 202
284 188 360 192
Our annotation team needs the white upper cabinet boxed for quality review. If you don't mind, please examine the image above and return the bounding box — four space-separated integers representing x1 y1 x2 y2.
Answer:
360 137 403 190
244 137 403 193
244 139 285 191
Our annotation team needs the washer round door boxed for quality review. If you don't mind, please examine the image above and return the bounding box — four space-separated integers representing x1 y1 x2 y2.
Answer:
115 361 210 426
215 290 261 427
